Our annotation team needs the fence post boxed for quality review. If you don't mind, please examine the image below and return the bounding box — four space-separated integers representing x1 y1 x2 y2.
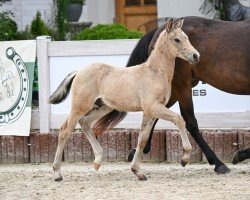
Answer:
36 36 51 133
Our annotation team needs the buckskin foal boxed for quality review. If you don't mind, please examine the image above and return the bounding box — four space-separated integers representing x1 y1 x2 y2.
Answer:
49 18 200 181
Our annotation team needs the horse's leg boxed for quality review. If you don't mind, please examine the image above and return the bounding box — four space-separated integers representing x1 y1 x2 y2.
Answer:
178 91 230 174
79 105 113 170
53 88 97 181
232 148 250 164
150 103 192 166
128 99 177 162
53 110 86 181
128 119 157 162
131 115 155 180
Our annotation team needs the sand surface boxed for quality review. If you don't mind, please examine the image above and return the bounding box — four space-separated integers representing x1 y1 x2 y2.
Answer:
0 162 249 200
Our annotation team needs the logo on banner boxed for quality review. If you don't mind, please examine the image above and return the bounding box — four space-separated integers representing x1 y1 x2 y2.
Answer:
0 47 29 125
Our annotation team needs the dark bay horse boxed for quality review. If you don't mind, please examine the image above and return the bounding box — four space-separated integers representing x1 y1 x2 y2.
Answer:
232 148 250 164
93 16 250 174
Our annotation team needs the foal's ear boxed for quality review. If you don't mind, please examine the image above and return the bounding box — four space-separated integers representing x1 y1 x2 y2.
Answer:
175 18 184 29
166 18 174 33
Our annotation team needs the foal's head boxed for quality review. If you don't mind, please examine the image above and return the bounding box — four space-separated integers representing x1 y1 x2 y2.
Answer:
160 18 200 64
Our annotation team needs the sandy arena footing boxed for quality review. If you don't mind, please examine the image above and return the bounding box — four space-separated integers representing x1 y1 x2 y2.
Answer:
0 162 249 200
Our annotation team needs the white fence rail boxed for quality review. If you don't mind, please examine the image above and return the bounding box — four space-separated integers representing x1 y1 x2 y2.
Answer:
35 37 250 133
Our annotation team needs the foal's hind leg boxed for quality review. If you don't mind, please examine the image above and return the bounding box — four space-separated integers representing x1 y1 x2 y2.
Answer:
131 115 155 180
149 103 192 166
53 96 95 181
79 105 113 170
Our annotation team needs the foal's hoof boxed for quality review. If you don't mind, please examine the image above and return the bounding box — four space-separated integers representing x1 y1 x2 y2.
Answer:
214 164 231 174
93 162 101 171
128 148 136 162
181 159 188 167
137 174 147 181
132 168 148 181
54 176 63 182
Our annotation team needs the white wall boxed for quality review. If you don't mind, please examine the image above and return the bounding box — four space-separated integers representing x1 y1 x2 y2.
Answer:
1 0 53 30
1 0 206 31
48 42 250 129
0 1 13 12
157 0 203 18
79 0 115 25
1 0 114 30
80 0 204 26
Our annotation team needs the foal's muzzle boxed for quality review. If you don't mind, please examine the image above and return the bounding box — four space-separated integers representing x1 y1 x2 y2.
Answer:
188 52 200 64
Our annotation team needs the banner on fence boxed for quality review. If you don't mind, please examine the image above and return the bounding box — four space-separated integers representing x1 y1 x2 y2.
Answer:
0 40 36 136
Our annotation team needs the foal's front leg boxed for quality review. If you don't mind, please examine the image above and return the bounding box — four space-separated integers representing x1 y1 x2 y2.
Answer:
150 103 192 166
131 115 155 180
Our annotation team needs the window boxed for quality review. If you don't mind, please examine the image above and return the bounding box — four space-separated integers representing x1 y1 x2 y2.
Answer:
126 0 140 6
144 0 156 5
125 0 156 6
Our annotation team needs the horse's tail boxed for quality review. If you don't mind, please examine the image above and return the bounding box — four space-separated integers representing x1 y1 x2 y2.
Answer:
49 71 77 104
92 29 157 136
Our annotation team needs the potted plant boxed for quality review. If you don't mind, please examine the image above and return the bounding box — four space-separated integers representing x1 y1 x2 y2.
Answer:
67 0 85 22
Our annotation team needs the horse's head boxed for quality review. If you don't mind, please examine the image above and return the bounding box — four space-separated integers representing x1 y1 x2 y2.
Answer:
162 18 200 64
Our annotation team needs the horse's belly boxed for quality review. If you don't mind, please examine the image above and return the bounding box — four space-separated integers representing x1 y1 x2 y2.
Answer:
101 96 142 112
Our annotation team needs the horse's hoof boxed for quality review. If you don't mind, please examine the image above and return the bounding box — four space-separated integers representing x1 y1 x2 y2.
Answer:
232 152 239 165
128 148 136 162
214 164 231 174
232 151 240 165
138 174 147 181
93 162 101 171
181 159 188 167
54 176 63 182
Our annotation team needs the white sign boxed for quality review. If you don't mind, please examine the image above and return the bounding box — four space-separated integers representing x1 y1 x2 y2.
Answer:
0 40 36 136
50 55 250 115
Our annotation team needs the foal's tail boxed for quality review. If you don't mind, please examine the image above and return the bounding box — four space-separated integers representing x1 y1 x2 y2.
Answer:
49 71 77 104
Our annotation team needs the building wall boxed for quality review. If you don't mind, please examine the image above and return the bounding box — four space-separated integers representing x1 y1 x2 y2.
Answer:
79 0 115 25
80 0 204 26
1 0 205 30
0 0 116 29
1 0 53 30
157 0 203 18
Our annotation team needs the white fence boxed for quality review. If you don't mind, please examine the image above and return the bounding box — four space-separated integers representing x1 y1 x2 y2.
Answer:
34 37 250 133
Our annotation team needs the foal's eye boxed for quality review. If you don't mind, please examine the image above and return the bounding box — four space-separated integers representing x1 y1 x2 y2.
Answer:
174 38 180 43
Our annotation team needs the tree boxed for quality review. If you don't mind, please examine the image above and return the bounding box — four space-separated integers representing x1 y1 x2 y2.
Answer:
199 0 224 19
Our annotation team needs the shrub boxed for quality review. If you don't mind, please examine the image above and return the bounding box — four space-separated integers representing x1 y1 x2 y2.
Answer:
73 24 143 40
30 11 49 37
199 0 225 19
15 26 34 40
53 0 69 40
0 11 18 41
15 11 51 40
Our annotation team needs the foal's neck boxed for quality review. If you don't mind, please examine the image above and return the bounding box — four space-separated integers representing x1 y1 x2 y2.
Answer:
145 44 176 82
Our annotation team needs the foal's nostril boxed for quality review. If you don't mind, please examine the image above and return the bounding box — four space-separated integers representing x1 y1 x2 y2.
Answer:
193 54 199 62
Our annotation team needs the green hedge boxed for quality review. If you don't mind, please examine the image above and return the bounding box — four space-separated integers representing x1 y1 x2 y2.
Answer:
73 24 143 40
0 11 17 41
